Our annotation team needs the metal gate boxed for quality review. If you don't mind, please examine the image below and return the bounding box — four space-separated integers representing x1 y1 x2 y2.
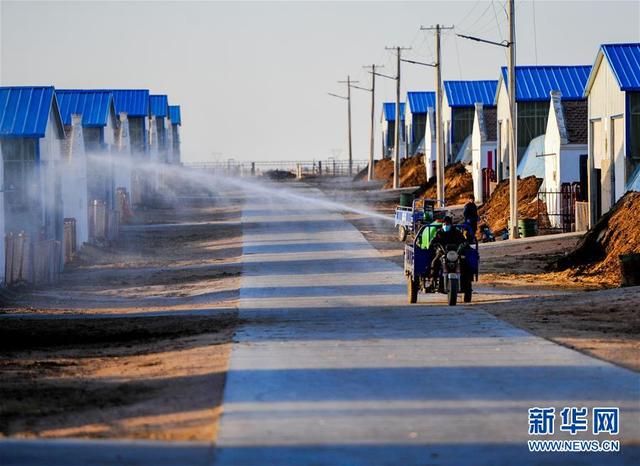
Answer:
481 168 496 202
537 182 582 233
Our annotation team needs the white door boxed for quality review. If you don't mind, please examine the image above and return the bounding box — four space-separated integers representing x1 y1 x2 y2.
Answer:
594 119 612 214
612 117 625 202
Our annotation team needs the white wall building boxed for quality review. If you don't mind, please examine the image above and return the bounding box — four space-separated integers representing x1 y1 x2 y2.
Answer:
60 114 89 248
422 107 437 180
495 65 591 181
381 102 405 159
443 80 498 165
543 91 588 229
0 86 66 283
471 103 498 202
584 43 640 225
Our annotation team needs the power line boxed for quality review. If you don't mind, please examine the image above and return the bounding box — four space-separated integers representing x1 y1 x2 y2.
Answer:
459 1 495 35
532 0 539 64
455 0 484 30
384 46 411 189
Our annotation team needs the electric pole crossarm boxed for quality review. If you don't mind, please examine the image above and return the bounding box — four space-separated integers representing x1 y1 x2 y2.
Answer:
368 71 396 81
327 93 348 100
456 33 510 48
350 84 372 92
401 58 436 67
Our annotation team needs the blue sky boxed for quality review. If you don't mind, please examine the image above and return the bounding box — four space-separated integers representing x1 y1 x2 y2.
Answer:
2 1 639 163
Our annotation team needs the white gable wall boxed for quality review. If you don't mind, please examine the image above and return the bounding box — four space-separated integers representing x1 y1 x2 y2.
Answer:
424 108 436 180
588 56 626 214
114 112 132 195
544 96 563 194
471 104 497 201
39 106 64 242
496 80 512 180
61 114 89 248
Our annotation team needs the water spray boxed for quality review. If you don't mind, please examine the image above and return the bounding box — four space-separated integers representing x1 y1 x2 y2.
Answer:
88 155 394 222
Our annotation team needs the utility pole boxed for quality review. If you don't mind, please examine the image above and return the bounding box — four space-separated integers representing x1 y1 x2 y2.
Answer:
329 76 359 176
385 46 411 189
507 0 518 239
456 2 517 236
351 66 383 182
421 24 453 208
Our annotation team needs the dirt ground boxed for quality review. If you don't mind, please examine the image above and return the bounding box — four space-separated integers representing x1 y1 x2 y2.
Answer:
0 192 243 441
339 188 639 373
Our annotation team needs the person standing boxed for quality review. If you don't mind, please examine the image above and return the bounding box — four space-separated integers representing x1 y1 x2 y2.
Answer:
463 194 479 234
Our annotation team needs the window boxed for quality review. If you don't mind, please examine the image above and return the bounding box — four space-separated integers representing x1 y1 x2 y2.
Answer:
628 92 640 186
412 113 426 145
156 117 166 148
1 138 43 236
517 101 549 161
451 107 474 158
2 138 37 210
629 92 640 159
129 117 146 153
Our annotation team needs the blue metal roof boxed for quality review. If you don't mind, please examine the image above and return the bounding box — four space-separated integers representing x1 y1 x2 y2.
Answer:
406 91 435 114
149 94 168 118
0 86 59 138
383 102 405 121
444 80 498 107
56 90 114 127
168 105 181 125
601 43 640 91
110 89 149 117
500 65 591 101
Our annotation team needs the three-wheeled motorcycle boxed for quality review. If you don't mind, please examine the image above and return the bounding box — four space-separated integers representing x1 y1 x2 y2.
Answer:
404 222 479 305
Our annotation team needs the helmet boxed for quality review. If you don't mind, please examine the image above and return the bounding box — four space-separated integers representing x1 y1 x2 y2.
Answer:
443 215 453 224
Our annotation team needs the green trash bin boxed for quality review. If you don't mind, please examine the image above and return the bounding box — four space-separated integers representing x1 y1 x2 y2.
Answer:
518 218 538 238
620 253 640 287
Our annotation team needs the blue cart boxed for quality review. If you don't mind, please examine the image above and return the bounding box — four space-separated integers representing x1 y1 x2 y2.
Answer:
404 223 479 305
394 198 444 241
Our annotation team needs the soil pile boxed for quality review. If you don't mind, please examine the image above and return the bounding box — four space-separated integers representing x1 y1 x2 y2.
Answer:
353 159 396 182
414 163 474 206
552 191 640 285
374 158 395 181
382 155 427 189
478 176 547 234
353 166 368 181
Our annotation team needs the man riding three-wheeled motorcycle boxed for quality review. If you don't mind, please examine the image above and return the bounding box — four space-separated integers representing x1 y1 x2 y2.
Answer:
404 215 479 306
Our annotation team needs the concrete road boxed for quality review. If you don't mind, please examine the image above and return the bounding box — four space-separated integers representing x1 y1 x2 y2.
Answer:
2 183 638 465
214 183 639 465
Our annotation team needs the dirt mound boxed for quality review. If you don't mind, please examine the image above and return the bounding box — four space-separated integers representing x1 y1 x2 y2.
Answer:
552 191 640 285
353 166 368 181
478 176 547 234
413 163 473 206
382 155 427 189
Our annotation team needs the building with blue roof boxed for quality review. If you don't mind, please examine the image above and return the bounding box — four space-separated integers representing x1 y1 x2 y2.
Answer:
443 80 498 165
0 86 66 283
168 105 181 164
149 94 169 160
57 90 119 218
583 43 640 222
381 102 405 158
406 91 435 156
106 89 150 206
110 89 149 155
495 65 591 178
